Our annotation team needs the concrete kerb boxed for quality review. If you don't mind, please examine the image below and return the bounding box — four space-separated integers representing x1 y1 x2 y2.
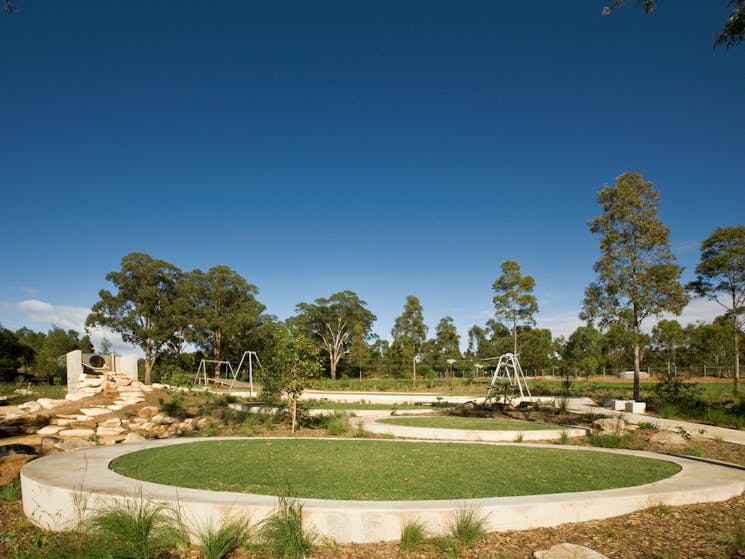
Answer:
21 437 745 544
357 413 588 442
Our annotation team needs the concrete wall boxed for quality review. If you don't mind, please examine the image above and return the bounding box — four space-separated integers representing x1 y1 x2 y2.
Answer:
65 350 83 395
114 354 138 382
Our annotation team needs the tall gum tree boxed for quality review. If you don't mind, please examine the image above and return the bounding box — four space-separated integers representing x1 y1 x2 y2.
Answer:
293 290 376 380
581 172 688 401
492 260 538 355
86 252 181 384
183 266 265 373
689 225 745 394
391 295 427 381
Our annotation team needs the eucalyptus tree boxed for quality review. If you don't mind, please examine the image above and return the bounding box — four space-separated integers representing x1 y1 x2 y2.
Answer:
183 266 265 371
689 225 745 393
293 290 376 380
391 295 427 380
518 327 554 373
86 252 182 384
492 260 539 355
581 172 688 400
651 319 685 378
434 316 461 367
561 325 604 377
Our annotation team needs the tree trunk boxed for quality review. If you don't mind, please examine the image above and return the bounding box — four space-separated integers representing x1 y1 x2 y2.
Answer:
144 358 152 385
144 339 153 385
734 290 740 395
412 355 417 383
512 318 518 355
214 330 222 377
633 343 641 401
330 356 337 380
290 397 297 434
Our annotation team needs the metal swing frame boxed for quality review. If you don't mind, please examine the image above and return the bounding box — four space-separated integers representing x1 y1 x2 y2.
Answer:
484 352 532 403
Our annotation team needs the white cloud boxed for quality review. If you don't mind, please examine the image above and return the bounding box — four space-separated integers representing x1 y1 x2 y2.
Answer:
537 311 584 339
0 299 141 357
661 297 727 327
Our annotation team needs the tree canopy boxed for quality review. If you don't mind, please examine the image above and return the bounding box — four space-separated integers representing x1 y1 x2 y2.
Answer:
492 260 538 355
293 290 376 380
602 0 745 48
86 252 182 384
582 171 688 399
690 225 745 393
391 295 427 380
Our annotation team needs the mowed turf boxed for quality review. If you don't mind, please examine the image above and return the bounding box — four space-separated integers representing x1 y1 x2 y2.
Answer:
111 440 680 500
377 416 560 431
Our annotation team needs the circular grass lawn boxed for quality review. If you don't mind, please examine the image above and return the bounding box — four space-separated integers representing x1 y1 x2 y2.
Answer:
111 439 680 501
377 416 561 431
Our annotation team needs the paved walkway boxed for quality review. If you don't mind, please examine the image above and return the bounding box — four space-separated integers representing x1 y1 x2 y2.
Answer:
564 397 745 446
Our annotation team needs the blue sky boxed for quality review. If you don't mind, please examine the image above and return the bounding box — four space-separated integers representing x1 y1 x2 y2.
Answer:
1 1 743 354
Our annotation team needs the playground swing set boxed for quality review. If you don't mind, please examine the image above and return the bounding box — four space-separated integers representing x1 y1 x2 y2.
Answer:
193 350 261 395
483 352 532 403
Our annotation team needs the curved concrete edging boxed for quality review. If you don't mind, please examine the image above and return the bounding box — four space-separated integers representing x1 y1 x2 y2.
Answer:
359 413 588 442
21 437 745 544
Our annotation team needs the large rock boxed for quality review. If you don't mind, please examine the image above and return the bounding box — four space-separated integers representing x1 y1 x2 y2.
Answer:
649 430 688 446
151 414 175 425
37 398 68 410
593 417 635 434
80 407 110 417
19 401 42 412
123 432 146 444
137 406 160 419
58 428 96 439
97 425 126 436
41 436 94 453
37 425 64 435
534 543 609 559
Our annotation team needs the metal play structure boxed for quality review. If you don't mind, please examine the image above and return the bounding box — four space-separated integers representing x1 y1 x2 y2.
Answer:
484 353 532 402
192 351 262 394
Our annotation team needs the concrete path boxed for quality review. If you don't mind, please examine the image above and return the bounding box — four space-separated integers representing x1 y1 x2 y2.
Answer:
564 397 745 446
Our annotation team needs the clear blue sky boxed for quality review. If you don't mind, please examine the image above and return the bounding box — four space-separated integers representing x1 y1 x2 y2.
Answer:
1 1 743 354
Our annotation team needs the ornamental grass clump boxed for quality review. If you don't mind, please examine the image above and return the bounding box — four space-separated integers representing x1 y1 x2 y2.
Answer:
195 515 252 559
447 507 488 547
258 497 316 558
85 497 186 559
399 518 428 552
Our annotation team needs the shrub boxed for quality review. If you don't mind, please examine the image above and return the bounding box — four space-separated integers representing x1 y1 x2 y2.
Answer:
589 431 636 449
324 412 350 436
158 392 187 419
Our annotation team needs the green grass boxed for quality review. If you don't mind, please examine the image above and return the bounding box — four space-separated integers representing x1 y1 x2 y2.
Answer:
377 416 561 431
0 478 22 501
112 439 680 500
446 507 487 546
302 400 423 410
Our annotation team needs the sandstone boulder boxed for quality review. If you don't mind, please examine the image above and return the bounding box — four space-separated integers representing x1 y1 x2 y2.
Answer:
37 398 67 410
41 436 94 453
649 430 688 446
593 417 635 434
